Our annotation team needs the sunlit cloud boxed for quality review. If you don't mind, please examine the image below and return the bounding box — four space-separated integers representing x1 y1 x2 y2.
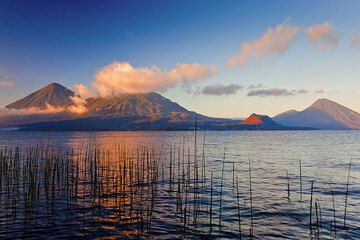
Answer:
26 103 65 114
68 96 88 114
93 62 217 97
228 20 300 67
349 35 360 47
202 84 243 96
73 83 96 98
306 22 340 49
4 96 88 115
228 21 343 67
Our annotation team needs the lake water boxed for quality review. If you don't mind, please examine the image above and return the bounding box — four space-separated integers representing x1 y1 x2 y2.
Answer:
0 131 359 239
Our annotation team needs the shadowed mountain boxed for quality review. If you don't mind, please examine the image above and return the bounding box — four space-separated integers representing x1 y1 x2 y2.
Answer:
274 109 299 119
6 83 75 110
274 98 360 129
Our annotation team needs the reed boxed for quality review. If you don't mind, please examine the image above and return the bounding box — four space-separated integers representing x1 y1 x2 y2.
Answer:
309 180 314 228
344 160 352 228
299 160 302 200
201 131 206 187
236 174 242 238
286 170 290 200
232 162 235 189
218 146 226 230
0 139 357 239
249 156 254 238
209 171 213 233
331 183 337 232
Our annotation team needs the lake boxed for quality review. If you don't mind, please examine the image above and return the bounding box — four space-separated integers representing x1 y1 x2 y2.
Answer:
0 131 359 239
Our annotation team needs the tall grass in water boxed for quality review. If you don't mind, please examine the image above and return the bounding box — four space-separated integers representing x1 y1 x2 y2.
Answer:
343 160 351 228
218 146 226 230
299 160 302 200
0 141 357 239
248 156 254 238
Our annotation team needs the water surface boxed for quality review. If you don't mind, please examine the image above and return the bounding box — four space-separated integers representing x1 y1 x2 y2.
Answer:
0 131 359 239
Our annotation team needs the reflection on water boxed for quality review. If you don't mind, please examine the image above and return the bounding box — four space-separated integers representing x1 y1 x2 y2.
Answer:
0 131 359 239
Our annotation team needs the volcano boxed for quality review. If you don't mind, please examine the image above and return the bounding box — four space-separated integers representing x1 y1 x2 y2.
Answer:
274 98 360 129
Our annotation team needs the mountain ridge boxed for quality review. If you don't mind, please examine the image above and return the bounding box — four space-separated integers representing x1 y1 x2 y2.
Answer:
1 82 320 131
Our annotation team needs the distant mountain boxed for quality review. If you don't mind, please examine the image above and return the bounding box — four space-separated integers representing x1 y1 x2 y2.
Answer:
1 82 314 131
6 83 75 110
274 98 360 129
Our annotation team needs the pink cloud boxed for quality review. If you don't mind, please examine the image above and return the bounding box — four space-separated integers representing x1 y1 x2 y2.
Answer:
306 22 340 49
228 20 300 67
92 62 217 97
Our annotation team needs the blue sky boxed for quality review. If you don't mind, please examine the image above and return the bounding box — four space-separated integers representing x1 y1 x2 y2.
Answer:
1 0 359 117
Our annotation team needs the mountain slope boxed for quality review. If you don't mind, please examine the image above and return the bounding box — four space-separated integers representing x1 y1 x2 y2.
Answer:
274 98 360 129
274 109 299 119
6 83 75 110
83 92 203 121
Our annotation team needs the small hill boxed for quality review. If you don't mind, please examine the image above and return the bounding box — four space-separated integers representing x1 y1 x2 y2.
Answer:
274 98 360 129
241 113 280 126
236 113 286 130
6 83 75 110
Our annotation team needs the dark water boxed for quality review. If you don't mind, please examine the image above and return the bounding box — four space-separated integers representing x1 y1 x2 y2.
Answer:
0 131 359 239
